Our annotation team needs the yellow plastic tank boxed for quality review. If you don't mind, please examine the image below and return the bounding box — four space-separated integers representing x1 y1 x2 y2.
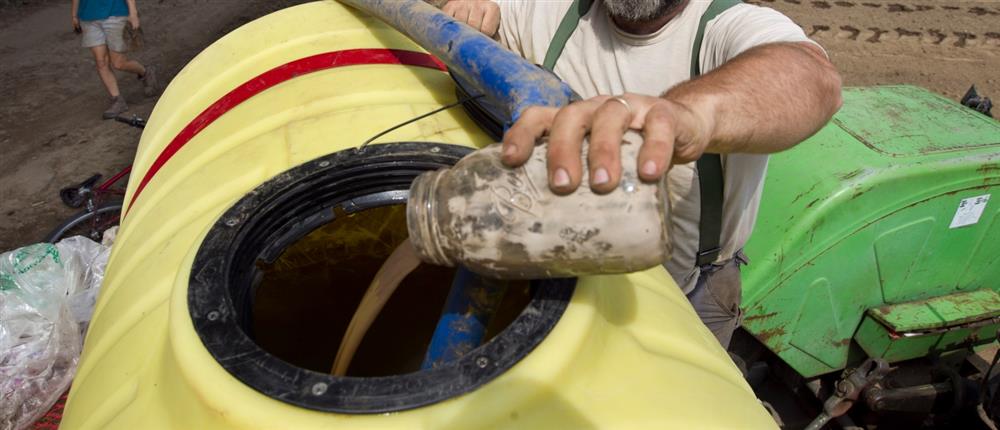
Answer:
61 2 776 428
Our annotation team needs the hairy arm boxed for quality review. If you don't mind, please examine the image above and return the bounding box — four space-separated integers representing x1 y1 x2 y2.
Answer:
502 41 842 194
666 41 841 156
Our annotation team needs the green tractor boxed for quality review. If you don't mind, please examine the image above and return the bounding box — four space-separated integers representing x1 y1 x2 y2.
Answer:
737 85 1000 428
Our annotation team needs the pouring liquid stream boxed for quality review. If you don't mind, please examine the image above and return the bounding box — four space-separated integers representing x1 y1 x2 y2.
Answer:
331 238 421 376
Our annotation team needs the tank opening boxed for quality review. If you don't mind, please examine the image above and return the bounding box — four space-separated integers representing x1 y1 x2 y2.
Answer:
189 143 574 413
250 203 534 377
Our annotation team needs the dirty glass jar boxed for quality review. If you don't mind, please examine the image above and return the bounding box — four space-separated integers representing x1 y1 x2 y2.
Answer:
406 131 672 279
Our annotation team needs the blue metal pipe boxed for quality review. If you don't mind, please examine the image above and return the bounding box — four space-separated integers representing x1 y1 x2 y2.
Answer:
420 268 508 369
340 0 574 367
338 0 576 123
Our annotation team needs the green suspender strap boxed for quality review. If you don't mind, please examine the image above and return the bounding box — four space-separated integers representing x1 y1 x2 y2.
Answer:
543 0 741 267
692 0 741 267
542 0 594 71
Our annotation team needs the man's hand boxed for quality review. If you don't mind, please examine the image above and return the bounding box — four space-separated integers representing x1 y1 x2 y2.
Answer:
442 0 499 37
502 94 715 194
72 16 81 33
128 13 140 30
501 42 841 195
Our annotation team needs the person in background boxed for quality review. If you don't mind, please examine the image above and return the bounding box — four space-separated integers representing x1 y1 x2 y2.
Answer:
439 0 842 349
72 0 158 119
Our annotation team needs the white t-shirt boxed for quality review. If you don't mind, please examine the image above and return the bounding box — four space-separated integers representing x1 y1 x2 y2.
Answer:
495 0 817 293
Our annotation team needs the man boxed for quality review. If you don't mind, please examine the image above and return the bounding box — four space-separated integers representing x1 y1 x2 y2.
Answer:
440 0 842 348
72 0 159 119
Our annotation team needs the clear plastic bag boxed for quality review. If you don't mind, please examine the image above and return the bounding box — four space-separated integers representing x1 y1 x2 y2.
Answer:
0 236 111 430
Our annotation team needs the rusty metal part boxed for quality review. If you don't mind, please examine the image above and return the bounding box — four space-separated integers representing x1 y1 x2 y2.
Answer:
804 358 890 430
865 381 964 414
863 358 976 418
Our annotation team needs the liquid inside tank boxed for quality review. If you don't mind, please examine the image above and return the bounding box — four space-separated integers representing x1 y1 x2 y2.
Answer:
251 204 532 377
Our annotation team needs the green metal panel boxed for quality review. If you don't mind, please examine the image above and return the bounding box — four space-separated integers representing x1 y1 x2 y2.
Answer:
833 86 1000 157
855 289 1000 363
741 86 1000 378
856 315 1000 364
868 289 1000 332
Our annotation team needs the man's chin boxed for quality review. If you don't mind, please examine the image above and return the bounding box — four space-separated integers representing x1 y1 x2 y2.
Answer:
604 0 684 23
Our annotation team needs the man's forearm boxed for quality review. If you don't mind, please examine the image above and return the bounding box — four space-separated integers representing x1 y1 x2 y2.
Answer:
125 0 138 15
666 42 842 155
72 0 79 17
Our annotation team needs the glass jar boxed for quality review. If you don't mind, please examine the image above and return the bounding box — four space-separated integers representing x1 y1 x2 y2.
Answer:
407 131 671 279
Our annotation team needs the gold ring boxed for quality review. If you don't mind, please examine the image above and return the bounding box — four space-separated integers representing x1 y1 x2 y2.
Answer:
610 96 632 116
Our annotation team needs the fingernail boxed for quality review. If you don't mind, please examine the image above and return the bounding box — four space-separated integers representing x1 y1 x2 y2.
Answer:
641 161 658 176
502 145 516 157
592 168 609 185
553 168 570 187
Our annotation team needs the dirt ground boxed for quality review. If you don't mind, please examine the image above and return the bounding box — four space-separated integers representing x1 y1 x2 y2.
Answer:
753 0 1000 100
0 0 998 251
0 0 309 251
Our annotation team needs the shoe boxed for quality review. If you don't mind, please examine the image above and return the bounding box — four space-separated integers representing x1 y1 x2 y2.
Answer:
141 65 159 97
102 96 129 119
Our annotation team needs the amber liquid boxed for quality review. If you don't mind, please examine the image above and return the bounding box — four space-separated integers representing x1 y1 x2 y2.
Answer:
330 239 421 376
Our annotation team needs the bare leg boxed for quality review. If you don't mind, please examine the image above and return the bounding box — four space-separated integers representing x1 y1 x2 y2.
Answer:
108 50 146 78
90 45 120 97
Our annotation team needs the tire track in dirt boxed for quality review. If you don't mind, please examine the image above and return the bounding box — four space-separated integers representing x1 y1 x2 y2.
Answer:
752 0 1000 15
749 0 1000 49
805 25 1000 48
751 0 1000 102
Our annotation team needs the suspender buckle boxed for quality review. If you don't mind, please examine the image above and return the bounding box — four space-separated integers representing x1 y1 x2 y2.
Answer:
696 247 722 267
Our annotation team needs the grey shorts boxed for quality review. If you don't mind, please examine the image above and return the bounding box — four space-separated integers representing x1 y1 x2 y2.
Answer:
81 16 127 52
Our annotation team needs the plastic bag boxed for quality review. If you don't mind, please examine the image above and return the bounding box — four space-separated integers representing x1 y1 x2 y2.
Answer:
0 236 111 430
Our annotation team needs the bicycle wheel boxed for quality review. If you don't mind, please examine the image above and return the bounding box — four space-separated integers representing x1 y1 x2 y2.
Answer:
44 202 123 243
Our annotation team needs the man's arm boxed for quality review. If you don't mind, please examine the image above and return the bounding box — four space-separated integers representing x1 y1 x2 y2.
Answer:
71 0 80 31
664 42 841 156
501 41 842 194
125 0 139 29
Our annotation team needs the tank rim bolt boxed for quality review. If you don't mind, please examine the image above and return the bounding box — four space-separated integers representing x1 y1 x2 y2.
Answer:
225 218 239 227
207 311 220 321
319 161 331 168
476 357 489 368
311 382 328 396
430 146 441 153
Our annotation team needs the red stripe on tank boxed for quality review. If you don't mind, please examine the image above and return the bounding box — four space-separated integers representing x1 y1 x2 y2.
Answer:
124 49 448 216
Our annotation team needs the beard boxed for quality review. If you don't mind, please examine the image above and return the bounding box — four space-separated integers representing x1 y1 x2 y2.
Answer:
603 0 684 23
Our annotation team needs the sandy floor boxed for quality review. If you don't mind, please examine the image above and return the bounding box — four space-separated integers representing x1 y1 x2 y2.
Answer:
0 0 307 250
0 0 998 251
754 0 1000 100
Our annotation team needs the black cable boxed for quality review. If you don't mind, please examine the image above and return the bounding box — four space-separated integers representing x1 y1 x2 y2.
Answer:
358 93 485 150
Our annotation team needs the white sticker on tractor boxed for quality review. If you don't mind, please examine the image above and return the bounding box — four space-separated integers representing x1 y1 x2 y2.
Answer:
950 194 990 229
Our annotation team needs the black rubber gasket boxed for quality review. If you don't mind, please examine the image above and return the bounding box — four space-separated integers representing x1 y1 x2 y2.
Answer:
188 142 575 414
